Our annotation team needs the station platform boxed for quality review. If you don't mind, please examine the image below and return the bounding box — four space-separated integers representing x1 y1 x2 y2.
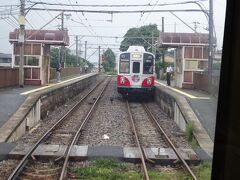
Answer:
0 73 96 129
155 80 217 141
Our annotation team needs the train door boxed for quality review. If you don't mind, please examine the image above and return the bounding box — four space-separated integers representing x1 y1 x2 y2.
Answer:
131 53 142 87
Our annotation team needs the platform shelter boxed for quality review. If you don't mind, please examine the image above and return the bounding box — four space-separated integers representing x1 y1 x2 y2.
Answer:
9 29 69 85
159 32 210 88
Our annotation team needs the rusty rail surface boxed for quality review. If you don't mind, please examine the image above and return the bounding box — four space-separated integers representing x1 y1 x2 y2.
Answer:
142 103 198 180
126 101 150 180
8 78 106 180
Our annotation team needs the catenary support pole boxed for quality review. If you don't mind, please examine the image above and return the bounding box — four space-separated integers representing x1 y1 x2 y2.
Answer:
19 0 25 87
208 0 214 83
98 46 101 72
162 17 165 64
76 35 78 66
84 41 87 73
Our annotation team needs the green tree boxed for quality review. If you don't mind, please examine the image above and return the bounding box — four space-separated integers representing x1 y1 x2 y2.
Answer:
102 48 115 72
120 24 160 52
50 47 59 68
50 47 93 70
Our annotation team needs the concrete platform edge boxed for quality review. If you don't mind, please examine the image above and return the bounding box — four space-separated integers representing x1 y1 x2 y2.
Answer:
0 73 98 143
155 84 214 157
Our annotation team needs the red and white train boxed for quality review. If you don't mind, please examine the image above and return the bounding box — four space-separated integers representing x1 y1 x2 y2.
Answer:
116 46 155 97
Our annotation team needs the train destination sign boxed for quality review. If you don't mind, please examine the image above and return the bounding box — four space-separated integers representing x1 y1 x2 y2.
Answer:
132 54 142 59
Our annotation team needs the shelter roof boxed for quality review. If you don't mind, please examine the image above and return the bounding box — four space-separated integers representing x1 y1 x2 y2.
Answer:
9 29 69 46
159 32 211 47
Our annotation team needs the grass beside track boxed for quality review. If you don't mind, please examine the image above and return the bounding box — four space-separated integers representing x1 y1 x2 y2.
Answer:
68 159 212 180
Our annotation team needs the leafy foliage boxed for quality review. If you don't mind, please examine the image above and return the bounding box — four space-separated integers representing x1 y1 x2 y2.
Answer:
102 48 116 72
50 47 93 69
155 60 174 79
120 24 160 52
50 47 59 68
194 162 212 180
186 122 194 142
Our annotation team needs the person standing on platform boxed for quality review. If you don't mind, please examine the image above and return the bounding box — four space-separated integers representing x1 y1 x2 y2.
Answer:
166 65 173 86
56 62 62 82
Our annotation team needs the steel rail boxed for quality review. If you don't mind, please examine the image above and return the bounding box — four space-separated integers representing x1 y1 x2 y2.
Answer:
59 78 111 180
142 103 198 180
8 79 105 180
126 101 150 180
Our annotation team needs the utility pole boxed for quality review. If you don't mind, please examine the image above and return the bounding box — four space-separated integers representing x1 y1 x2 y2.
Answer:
98 45 101 72
19 0 25 87
193 21 197 33
76 35 78 66
151 33 154 54
61 12 64 30
84 41 87 73
162 17 165 64
193 21 200 33
208 0 214 77
60 12 65 67
162 17 164 33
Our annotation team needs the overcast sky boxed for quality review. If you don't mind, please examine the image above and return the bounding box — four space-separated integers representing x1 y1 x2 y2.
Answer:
0 0 226 63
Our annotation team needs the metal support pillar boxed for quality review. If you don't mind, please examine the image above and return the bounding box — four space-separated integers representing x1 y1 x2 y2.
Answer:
98 46 101 72
162 17 165 64
60 12 65 66
84 41 87 73
208 0 214 85
76 36 78 66
19 0 25 87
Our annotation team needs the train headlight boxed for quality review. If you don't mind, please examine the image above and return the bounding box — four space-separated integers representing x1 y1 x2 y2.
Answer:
147 78 152 85
120 77 125 84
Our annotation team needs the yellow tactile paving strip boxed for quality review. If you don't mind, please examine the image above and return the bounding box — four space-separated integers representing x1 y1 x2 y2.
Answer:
155 81 210 99
21 73 95 95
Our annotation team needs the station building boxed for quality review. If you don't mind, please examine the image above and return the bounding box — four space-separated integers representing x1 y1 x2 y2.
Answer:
159 32 210 89
9 29 69 85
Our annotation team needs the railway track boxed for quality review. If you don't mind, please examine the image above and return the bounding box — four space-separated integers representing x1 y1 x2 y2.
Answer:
8 77 111 180
126 100 197 180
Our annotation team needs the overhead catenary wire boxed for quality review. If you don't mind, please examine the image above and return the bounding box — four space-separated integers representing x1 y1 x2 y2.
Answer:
141 0 160 25
2 0 214 58
25 0 207 8
67 0 104 45
69 34 161 39
3 18 17 28
7 17 19 27
38 0 59 25
27 8 208 14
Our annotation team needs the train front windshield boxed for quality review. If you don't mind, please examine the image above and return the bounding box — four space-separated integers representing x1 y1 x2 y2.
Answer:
143 54 154 74
119 53 130 74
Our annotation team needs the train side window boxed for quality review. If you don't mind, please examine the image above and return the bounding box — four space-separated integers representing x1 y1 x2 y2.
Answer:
133 62 140 73
143 54 153 74
143 61 153 74
119 61 130 74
